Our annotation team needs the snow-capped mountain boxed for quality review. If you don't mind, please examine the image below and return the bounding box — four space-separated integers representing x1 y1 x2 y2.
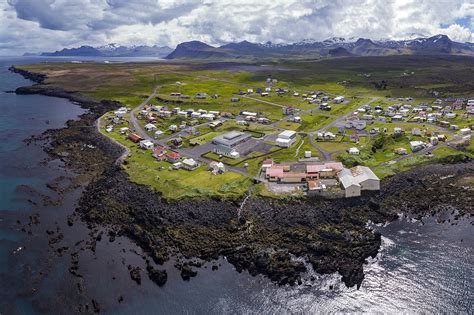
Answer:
166 34 473 59
35 44 173 58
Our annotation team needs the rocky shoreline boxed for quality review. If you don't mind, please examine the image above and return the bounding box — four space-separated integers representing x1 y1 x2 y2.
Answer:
10 66 474 290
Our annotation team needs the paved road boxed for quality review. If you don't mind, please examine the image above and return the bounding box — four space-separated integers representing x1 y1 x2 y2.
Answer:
128 86 261 181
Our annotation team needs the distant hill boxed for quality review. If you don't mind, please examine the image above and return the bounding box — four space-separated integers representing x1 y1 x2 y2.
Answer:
165 35 474 59
31 44 173 58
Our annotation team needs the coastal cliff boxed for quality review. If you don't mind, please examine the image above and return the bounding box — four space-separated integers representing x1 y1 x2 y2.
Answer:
10 66 473 290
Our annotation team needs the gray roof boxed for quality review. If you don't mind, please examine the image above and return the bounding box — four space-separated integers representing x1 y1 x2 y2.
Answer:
213 131 251 147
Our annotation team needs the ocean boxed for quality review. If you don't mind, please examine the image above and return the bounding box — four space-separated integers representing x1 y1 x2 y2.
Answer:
0 56 472 314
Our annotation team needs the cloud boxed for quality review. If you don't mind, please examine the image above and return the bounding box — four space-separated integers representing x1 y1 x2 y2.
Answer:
0 0 473 55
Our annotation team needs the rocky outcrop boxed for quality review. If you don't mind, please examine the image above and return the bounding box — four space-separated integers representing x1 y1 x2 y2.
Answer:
11 66 474 290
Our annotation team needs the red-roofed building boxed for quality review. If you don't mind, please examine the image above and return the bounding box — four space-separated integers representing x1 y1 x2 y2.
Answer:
166 151 181 163
152 146 167 160
265 162 344 182
128 133 143 143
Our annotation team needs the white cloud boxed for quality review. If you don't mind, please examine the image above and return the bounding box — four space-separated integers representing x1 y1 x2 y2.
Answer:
0 0 473 55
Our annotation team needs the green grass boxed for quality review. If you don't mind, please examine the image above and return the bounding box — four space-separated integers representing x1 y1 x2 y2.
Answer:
19 56 474 196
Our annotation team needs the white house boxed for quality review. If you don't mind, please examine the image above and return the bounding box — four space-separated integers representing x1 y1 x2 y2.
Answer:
333 96 345 103
169 124 178 131
154 130 164 138
460 128 471 135
119 127 129 134
410 141 425 152
144 123 157 132
139 140 154 150
241 111 257 117
177 111 188 117
201 113 215 121
191 112 202 118
348 147 360 155
182 158 200 170
276 130 297 147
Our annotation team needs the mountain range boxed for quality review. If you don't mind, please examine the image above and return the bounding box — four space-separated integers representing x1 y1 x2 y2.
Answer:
165 35 474 59
26 43 173 58
26 35 473 59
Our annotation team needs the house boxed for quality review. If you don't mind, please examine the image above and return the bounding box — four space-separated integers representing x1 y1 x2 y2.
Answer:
195 92 207 99
338 166 380 198
209 120 224 128
355 121 367 130
177 111 188 117
182 158 200 170
370 127 380 134
283 107 295 115
170 92 181 97
169 125 178 131
333 96 345 103
445 113 456 119
120 127 129 134
460 128 471 135
231 97 240 102
170 137 183 148
316 132 336 140
209 161 225 174
139 140 154 150
241 111 257 117
292 116 302 123
247 89 254 94
201 114 215 121
152 146 167 160
144 123 157 132
350 134 359 143
307 180 326 194
304 151 312 158
393 127 404 135
348 147 360 155
214 144 240 159
154 130 164 138
430 136 439 145
276 130 297 147
411 128 422 136
410 141 425 152
128 133 143 143
172 162 182 169
394 147 408 155
257 117 271 124
191 112 202 118
166 151 181 163
159 111 172 118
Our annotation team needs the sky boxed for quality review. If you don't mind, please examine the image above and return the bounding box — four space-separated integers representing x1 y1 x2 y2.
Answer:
1 0 473 55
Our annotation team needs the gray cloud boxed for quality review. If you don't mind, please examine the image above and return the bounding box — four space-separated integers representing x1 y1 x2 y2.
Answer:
1 0 473 55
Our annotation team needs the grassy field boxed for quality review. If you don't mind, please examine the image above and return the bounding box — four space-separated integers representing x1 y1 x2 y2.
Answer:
18 55 474 197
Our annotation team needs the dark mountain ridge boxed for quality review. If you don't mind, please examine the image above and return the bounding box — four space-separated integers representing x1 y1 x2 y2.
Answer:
30 44 173 58
165 35 474 59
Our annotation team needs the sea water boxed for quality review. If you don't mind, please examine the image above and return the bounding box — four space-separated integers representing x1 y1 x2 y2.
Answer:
0 56 472 314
